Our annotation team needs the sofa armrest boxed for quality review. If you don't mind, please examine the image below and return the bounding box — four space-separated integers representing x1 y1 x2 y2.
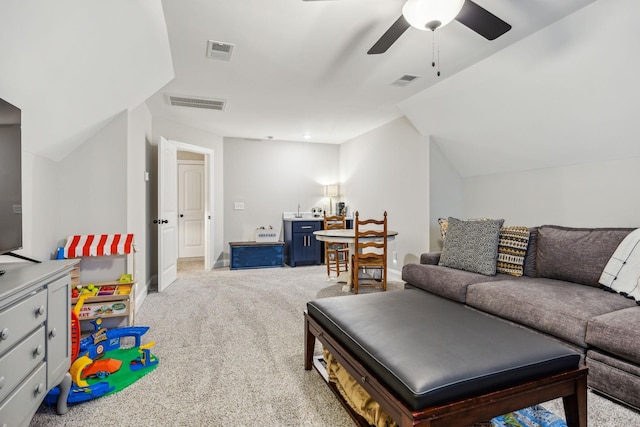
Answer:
420 252 441 265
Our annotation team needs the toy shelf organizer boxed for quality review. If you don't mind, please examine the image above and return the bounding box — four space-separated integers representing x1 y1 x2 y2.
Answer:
62 234 137 327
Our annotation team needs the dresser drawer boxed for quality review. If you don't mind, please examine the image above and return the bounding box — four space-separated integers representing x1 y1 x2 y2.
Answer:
0 363 46 427
0 326 46 403
0 289 46 354
292 221 321 233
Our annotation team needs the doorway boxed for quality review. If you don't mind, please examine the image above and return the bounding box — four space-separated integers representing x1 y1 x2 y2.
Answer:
156 138 214 292
177 155 205 269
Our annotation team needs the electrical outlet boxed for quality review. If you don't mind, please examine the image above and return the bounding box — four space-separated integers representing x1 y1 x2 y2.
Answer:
234 202 245 210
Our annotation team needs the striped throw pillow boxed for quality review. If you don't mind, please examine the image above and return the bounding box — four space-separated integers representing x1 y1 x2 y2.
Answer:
497 226 531 277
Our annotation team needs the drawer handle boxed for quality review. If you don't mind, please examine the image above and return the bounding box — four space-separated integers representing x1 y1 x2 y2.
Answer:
49 328 57 338
0 328 7 340
36 305 46 316
301 226 312 229
34 345 43 356
35 383 45 395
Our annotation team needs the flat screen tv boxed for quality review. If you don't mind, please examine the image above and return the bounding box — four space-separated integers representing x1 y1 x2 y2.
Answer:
0 98 22 255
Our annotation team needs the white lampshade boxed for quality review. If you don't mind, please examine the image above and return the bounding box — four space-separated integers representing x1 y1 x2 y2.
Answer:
402 0 465 31
324 184 339 197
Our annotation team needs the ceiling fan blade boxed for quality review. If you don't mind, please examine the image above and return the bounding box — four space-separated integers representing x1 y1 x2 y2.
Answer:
455 0 511 40
367 15 411 55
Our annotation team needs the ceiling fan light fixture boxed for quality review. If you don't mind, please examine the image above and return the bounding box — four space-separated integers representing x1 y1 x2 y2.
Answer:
402 0 465 31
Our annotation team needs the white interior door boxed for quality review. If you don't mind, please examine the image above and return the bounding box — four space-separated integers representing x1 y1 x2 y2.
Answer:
178 161 205 258
158 137 178 292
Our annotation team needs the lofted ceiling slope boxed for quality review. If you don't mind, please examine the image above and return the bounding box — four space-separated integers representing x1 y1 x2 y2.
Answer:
400 0 640 177
0 0 174 161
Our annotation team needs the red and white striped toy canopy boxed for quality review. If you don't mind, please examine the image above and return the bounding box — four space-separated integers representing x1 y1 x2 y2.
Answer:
63 234 135 258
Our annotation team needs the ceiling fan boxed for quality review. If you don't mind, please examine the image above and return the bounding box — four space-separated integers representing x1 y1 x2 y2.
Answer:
303 0 511 55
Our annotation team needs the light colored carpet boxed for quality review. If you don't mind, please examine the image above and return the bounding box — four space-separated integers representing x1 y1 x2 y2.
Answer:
177 256 205 273
30 265 640 426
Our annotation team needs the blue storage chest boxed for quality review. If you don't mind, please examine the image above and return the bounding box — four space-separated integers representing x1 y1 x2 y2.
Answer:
229 241 284 270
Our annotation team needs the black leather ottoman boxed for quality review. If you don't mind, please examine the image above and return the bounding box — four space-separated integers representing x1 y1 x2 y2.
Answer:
305 289 587 427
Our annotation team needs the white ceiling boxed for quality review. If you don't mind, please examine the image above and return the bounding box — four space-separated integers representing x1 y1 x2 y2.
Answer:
6 0 626 174
146 0 597 145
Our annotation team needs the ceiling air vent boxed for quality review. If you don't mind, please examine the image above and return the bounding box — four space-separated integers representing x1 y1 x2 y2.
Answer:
391 74 420 87
167 95 226 111
206 40 234 61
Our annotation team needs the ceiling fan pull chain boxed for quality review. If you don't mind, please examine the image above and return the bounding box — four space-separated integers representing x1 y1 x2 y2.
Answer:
430 30 441 77
437 31 441 77
431 31 436 68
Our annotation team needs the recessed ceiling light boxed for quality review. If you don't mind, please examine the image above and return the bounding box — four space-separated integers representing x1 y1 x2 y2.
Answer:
303 133 312 140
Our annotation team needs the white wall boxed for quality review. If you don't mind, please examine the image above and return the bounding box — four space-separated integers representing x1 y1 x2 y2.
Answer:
57 112 128 283
340 116 429 270
463 157 640 228
223 137 340 263
127 103 153 304
429 140 463 251
152 118 225 267
12 152 60 261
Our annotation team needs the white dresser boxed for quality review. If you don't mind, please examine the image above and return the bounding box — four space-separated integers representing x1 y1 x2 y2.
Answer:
0 260 78 427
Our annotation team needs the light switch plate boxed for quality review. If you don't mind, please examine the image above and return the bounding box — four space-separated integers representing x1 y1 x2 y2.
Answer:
234 202 245 210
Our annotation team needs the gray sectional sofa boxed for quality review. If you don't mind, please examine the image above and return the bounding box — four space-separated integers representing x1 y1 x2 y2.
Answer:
402 224 640 410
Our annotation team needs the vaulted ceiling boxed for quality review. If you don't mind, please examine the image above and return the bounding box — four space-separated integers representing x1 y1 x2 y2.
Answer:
5 0 639 177
147 0 596 146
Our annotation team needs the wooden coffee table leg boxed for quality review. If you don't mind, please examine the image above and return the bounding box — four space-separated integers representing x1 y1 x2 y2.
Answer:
304 312 315 370
562 373 588 427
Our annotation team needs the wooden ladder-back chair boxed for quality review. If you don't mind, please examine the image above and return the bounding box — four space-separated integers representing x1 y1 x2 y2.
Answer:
351 211 387 294
323 211 349 277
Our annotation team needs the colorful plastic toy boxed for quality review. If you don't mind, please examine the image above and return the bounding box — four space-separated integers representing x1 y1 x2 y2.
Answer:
81 358 122 379
44 315 158 406
130 342 158 371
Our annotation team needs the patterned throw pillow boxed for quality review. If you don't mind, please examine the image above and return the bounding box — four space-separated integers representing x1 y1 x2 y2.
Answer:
438 218 449 240
496 226 531 277
438 217 491 241
439 217 504 276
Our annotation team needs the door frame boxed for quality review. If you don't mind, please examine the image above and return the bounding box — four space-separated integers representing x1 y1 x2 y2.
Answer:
172 140 214 271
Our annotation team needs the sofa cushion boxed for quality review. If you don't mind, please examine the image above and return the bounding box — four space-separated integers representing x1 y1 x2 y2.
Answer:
586 350 640 410
439 217 504 276
402 263 512 303
466 278 638 347
420 252 441 265
586 307 640 365
522 227 539 278
536 225 633 287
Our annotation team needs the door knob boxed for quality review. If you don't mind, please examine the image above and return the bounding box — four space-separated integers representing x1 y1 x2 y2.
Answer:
161 219 168 224
180 214 184 217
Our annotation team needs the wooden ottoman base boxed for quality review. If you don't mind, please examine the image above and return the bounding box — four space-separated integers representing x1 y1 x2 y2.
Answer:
305 312 587 427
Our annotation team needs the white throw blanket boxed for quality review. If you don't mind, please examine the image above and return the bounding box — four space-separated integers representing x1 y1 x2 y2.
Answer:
599 228 640 302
